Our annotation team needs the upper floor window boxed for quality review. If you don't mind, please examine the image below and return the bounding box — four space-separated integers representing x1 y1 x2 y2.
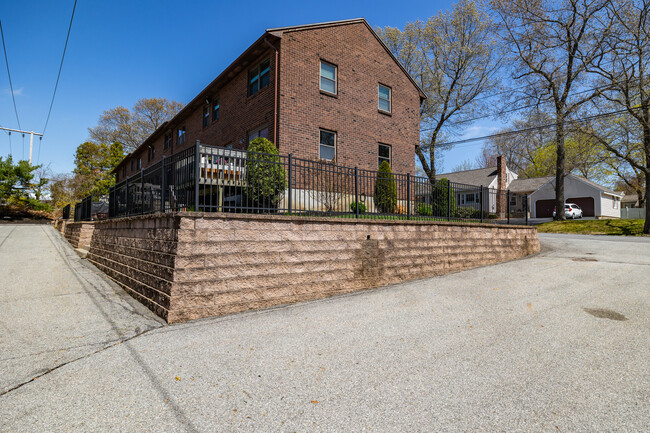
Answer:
320 61 337 94
378 143 391 167
148 145 156 162
319 129 336 161
378 84 391 113
164 132 172 149
137 158 142 170
202 103 210 128
122 166 126 178
212 97 220 121
177 126 186 145
131 159 135 171
248 59 270 96
248 126 269 143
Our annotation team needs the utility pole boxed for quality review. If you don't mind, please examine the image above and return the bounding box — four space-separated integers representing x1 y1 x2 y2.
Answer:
0 126 43 165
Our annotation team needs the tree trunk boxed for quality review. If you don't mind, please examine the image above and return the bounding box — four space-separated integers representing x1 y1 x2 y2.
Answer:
554 117 566 221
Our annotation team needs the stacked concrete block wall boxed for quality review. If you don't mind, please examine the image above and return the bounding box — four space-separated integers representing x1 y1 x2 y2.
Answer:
87 212 539 323
63 222 95 249
87 215 177 319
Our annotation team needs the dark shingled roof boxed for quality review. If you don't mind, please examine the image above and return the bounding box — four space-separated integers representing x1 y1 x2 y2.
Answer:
436 167 498 188
508 176 553 193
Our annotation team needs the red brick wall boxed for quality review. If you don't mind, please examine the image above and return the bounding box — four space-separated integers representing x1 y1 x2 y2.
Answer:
120 44 278 181
277 22 420 174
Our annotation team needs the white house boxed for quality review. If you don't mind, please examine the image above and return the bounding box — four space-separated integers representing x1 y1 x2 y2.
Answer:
440 157 623 219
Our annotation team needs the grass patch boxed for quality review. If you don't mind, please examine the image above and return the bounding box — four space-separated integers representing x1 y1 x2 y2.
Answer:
536 219 646 236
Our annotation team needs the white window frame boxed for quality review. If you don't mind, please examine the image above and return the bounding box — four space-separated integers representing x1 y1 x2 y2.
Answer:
378 143 391 167
319 129 336 161
320 60 337 95
378 84 391 113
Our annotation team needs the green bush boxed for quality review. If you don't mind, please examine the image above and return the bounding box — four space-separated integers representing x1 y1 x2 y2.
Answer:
350 201 366 214
374 161 397 213
245 138 286 209
431 178 455 217
417 203 433 216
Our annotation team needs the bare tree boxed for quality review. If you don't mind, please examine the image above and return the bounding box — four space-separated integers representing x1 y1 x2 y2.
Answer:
378 0 501 185
492 0 613 220
582 0 650 233
88 97 183 152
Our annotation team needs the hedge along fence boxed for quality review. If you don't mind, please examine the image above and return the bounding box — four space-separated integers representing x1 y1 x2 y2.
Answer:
104 139 529 224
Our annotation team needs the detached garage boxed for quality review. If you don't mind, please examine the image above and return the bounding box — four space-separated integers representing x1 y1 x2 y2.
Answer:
529 175 622 219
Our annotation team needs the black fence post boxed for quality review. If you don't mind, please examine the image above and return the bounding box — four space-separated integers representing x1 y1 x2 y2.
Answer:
447 182 451 221
478 185 483 222
288 154 293 216
406 173 411 220
194 140 200 212
525 194 529 225
507 190 511 224
126 176 130 217
161 155 166 213
140 169 144 215
354 167 359 219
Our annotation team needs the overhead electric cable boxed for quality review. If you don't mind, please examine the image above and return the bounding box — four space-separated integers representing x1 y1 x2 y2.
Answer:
419 107 635 150
42 0 78 135
0 19 22 130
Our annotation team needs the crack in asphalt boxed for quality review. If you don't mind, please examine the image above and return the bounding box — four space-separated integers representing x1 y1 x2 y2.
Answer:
0 328 156 397
2 227 200 432
0 226 17 249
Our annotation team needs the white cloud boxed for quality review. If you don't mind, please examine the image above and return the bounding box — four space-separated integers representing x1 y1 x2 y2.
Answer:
3 87 23 96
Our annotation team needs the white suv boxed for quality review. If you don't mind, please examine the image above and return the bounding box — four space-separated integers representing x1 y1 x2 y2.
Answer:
553 203 583 219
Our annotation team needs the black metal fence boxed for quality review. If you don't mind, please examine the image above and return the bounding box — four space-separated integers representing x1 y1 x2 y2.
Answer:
73 195 110 222
98 141 529 224
62 203 71 220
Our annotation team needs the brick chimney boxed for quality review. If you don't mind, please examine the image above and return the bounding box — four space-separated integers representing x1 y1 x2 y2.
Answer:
496 155 507 218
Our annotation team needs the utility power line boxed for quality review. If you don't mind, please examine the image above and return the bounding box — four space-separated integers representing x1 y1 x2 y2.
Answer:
418 108 634 150
42 0 77 135
0 19 22 130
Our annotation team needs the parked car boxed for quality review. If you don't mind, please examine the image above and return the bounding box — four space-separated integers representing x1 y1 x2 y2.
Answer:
553 203 583 219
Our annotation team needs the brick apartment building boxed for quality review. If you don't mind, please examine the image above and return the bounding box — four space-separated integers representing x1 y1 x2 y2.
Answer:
114 18 426 183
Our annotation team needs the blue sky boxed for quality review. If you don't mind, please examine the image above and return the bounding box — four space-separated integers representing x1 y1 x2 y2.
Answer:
0 0 496 175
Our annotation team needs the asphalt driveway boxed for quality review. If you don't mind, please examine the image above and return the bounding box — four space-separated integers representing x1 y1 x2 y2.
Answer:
1 226 648 432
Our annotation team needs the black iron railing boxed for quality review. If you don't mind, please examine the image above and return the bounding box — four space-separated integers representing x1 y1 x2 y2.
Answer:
99 141 529 224
73 195 110 222
62 203 71 220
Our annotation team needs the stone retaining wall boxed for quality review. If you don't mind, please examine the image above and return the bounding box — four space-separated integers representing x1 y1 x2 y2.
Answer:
87 212 540 323
64 222 95 249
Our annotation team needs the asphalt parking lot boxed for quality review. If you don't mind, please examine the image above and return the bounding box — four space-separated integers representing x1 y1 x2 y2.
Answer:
1 225 648 432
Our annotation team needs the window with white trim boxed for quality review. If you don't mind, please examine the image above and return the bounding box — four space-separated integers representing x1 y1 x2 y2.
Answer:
378 84 391 113
378 143 391 167
319 129 336 161
320 61 337 94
